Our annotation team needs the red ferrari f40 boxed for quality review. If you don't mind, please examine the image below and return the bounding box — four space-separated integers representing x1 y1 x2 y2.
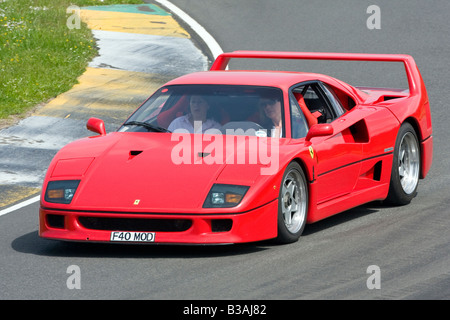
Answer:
39 51 433 244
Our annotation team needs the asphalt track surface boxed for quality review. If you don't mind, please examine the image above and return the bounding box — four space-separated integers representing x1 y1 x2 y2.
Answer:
1 0 450 301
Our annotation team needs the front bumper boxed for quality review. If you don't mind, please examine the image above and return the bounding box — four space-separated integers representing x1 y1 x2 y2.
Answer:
39 200 278 244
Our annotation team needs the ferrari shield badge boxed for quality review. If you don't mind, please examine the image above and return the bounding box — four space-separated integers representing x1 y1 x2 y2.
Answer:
309 146 314 159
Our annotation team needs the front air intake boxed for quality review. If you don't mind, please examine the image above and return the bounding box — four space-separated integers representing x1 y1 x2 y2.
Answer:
79 217 192 232
211 219 233 232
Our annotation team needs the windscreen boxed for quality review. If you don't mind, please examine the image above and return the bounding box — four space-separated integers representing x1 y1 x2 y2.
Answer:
119 85 290 138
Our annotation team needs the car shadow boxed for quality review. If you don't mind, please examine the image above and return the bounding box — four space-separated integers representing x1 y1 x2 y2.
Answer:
11 230 269 258
302 200 389 236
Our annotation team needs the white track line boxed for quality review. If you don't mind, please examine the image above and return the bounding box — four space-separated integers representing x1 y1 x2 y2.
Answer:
0 195 41 217
1 1 223 216
154 0 224 59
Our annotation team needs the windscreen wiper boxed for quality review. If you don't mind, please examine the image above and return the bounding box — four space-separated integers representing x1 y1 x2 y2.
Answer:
123 121 171 133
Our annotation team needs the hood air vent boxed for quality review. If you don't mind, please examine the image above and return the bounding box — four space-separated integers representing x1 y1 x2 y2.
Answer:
128 150 143 160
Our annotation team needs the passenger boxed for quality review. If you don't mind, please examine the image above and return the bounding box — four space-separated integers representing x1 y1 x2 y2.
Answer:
168 95 221 133
259 93 283 138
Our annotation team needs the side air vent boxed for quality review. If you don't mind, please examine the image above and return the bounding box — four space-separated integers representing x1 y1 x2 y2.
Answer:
349 120 369 143
360 160 382 181
373 161 382 181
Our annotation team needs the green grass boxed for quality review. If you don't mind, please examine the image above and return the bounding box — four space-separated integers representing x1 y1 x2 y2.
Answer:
0 0 143 119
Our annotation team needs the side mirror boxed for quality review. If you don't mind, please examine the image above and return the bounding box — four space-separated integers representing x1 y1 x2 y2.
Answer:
305 123 333 142
86 117 106 136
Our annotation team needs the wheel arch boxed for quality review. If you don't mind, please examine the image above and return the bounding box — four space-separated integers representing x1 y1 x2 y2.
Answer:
291 157 312 183
401 117 428 179
402 116 422 141
289 156 319 223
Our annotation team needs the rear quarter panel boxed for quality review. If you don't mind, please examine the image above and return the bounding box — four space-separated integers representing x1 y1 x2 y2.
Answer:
374 92 433 178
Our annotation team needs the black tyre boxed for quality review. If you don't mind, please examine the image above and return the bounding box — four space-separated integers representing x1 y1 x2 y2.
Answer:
386 122 420 205
275 162 308 244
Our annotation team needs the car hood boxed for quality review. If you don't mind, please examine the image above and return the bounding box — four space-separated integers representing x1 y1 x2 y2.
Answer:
46 132 282 212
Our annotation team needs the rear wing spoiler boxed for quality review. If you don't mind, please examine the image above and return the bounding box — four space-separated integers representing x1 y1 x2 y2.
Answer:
210 51 424 96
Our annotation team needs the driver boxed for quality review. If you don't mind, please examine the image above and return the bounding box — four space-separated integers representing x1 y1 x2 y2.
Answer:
168 95 221 133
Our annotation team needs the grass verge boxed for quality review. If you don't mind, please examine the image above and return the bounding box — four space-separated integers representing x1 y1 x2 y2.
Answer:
0 0 143 120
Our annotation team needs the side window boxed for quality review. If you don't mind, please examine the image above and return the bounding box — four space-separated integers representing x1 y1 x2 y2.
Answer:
290 82 347 135
301 84 334 123
327 84 356 110
320 83 346 118
289 93 308 139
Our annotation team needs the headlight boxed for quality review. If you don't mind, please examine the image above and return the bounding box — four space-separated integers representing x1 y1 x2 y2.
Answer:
203 184 249 208
44 180 80 204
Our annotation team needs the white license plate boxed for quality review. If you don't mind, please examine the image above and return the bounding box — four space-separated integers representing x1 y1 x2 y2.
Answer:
110 231 155 243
